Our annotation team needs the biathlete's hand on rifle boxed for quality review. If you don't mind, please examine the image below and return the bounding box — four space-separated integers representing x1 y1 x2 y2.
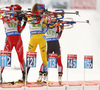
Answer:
60 25 64 31
55 22 60 27
17 14 23 21
23 16 27 22
23 16 27 26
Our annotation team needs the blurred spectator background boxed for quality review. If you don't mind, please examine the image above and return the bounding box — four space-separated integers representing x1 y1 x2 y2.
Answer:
0 0 99 11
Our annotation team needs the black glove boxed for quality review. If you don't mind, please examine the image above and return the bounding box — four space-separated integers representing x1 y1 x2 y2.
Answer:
23 16 27 22
17 14 23 21
23 16 27 26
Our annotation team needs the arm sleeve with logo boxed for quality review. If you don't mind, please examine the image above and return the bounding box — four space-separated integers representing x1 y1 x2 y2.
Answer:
17 17 27 33
57 25 64 39
42 18 48 33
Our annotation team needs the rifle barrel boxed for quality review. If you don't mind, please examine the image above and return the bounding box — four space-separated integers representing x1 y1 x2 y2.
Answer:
76 20 89 23
64 11 79 15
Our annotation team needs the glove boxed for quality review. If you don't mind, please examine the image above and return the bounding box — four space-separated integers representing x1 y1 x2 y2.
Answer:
23 16 27 22
27 17 33 21
17 14 25 21
0 14 1 18
23 16 27 26
60 25 64 31
17 14 23 21
55 23 60 27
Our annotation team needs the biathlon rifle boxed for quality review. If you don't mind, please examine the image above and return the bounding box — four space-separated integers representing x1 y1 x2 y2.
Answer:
44 9 79 19
27 9 80 24
0 7 80 24
0 7 29 23
48 19 89 29
20 9 79 23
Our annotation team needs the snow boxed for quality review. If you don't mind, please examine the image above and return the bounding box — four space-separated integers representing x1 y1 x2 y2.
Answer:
0 7 100 83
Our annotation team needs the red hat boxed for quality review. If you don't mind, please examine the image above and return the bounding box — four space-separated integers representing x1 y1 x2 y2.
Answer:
11 4 22 10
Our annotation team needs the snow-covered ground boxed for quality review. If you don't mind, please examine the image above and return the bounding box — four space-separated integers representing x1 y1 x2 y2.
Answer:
0 7 100 83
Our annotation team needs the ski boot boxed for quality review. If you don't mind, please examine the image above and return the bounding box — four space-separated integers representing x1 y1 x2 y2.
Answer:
16 71 26 84
22 71 25 82
58 72 62 85
42 72 48 84
0 73 2 84
37 71 43 83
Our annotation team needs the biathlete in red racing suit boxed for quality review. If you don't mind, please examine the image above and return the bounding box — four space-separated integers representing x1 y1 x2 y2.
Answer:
38 20 64 84
1 4 27 82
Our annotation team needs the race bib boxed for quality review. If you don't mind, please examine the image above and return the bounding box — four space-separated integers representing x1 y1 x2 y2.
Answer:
48 53 58 68
26 52 37 67
84 55 93 69
67 54 77 68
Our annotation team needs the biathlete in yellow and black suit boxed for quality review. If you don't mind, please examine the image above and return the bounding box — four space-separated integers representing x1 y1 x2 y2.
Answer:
27 3 48 77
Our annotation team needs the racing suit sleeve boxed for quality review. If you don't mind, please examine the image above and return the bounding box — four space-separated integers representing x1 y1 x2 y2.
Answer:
17 17 27 33
57 25 64 39
42 18 48 33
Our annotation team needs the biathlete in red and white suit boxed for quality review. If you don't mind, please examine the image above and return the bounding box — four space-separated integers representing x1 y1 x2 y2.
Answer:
38 19 64 84
1 4 27 82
